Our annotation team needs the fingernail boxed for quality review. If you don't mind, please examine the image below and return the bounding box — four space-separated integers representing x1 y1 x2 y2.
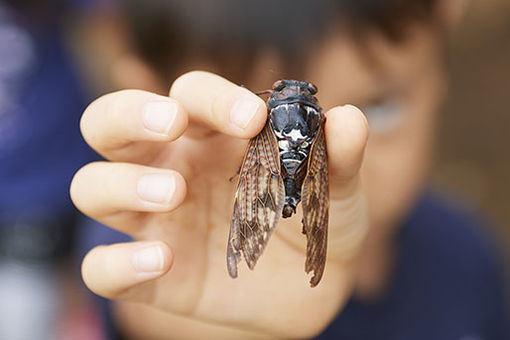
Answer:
132 245 164 273
137 173 175 203
143 101 177 135
230 96 260 129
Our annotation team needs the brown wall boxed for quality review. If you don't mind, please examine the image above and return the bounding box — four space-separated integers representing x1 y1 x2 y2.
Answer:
432 1 510 262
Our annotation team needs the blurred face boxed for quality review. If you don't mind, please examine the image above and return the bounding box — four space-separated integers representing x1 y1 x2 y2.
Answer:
246 26 447 239
316 28 446 236
110 23 446 240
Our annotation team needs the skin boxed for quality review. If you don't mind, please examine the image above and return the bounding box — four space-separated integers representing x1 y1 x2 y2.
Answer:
72 71 369 339
70 9 452 340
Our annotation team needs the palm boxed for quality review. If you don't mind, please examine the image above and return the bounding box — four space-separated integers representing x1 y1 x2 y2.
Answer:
117 131 358 337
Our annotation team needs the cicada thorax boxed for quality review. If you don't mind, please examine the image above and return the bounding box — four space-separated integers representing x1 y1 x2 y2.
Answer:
268 92 323 218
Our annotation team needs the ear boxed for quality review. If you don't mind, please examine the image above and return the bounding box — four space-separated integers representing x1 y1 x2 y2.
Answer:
435 0 469 33
111 53 167 94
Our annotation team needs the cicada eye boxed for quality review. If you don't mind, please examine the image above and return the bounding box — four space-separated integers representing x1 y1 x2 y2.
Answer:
307 82 318 95
272 80 286 91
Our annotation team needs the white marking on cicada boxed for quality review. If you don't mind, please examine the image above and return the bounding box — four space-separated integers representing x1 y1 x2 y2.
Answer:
286 128 306 141
283 159 301 165
273 129 284 139
305 105 319 116
278 140 290 151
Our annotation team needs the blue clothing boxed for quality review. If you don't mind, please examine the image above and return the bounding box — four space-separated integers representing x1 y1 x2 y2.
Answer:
0 4 93 220
81 192 510 339
319 193 510 340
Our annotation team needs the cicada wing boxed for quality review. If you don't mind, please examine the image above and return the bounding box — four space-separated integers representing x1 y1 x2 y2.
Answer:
227 121 285 278
301 120 329 287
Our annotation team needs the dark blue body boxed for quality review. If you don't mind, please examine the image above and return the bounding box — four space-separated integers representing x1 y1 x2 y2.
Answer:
318 193 510 340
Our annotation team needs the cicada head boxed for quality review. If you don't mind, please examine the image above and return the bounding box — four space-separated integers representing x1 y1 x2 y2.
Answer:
268 79 320 110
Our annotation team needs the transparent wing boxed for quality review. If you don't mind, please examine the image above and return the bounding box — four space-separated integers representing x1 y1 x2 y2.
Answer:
227 121 285 278
301 120 329 287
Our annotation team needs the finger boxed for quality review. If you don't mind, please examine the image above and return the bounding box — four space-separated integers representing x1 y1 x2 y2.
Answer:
324 105 370 259
70 162 187 230
81 89 188 157
325 104 369 198
169 71 267 138
82 241 172 300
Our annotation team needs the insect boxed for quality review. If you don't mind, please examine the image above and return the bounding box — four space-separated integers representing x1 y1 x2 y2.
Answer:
227 79 329 287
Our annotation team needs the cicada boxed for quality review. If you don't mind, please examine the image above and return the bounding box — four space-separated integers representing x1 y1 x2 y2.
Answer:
227 79 329 287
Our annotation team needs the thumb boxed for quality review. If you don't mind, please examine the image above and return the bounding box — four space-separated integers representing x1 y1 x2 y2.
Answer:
324 104 370 260
325 104 369 198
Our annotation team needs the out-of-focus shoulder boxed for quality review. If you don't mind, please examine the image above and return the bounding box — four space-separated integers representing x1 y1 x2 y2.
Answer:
401 191 504 277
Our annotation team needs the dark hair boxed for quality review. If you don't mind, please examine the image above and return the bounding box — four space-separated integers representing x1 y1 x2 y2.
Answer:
121 0 438 82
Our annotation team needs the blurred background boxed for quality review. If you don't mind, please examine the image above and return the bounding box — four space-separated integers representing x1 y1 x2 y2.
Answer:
0 0 509 339
431 0 510 267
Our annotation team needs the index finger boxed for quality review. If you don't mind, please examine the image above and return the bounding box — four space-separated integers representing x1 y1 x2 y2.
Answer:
170 71 267 139
81 89 189 159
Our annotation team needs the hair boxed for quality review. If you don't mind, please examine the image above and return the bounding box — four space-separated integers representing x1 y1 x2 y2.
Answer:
4 0 70 22
121 0 438 82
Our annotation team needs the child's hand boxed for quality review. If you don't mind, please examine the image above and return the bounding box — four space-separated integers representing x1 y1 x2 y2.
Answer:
71 71 369 338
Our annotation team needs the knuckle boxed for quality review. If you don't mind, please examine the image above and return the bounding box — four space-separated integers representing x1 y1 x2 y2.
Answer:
81 246 118 298
81 246 100 288
80 101 99 147
169 70 209 98
70 162 97 202
70 161 110 210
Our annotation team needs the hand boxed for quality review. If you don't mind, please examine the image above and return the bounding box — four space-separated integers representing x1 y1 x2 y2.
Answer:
71 71 369 339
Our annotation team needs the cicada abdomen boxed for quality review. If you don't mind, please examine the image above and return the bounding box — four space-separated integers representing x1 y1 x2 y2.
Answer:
227 79 329 287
